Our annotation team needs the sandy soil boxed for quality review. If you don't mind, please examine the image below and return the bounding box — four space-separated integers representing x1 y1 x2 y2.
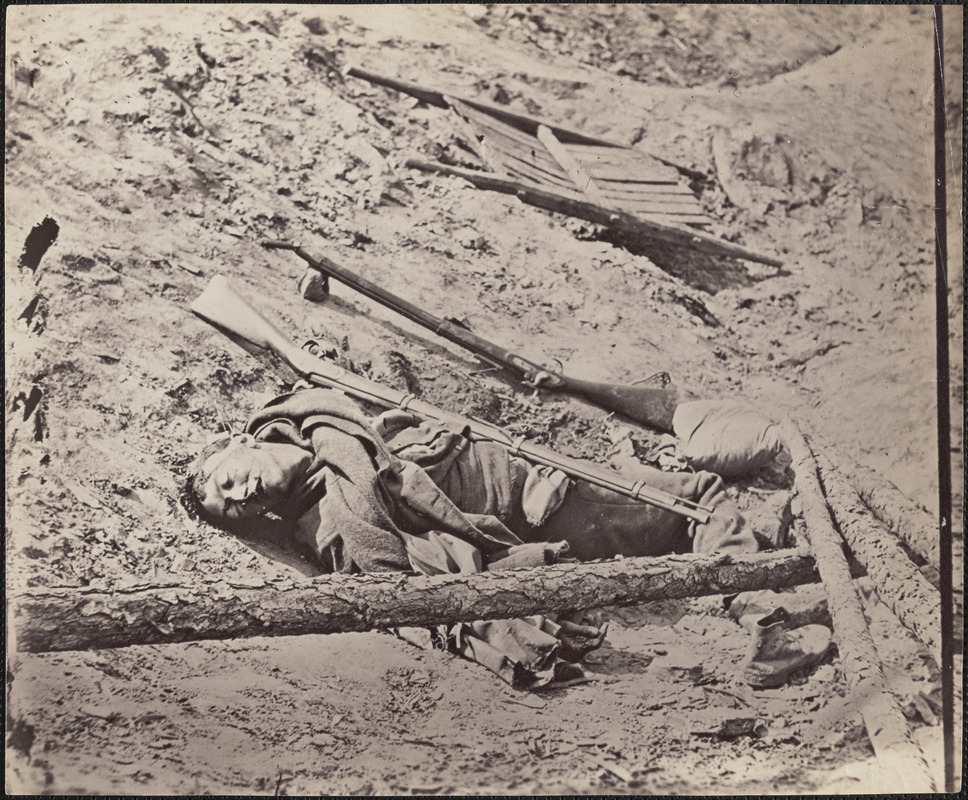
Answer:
5 4 963 796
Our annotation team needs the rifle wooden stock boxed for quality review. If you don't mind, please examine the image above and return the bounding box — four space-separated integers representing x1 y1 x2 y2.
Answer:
262 240 679 433
190 276 712 524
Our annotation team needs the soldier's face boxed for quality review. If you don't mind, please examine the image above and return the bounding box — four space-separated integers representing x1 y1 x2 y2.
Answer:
200 435 309 521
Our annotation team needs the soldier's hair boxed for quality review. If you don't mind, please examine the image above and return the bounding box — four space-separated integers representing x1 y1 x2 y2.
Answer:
183 435 234 524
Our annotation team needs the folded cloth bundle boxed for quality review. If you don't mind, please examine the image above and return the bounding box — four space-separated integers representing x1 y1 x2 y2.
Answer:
673 400 785 478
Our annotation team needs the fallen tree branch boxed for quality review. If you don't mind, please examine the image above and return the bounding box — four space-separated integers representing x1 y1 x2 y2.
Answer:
12 550 819 654
781 421 936 793
815 449 941 666
405 158 783 267
815 436 937 570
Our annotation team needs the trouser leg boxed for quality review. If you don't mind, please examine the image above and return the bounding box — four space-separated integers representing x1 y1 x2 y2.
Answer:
509 461 756 561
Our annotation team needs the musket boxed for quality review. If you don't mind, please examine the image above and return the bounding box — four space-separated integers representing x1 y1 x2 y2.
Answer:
190 275 711 524
261 240 680 433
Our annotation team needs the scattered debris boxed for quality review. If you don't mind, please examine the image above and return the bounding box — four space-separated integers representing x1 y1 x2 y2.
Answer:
691 716 769 739
17 217 60 274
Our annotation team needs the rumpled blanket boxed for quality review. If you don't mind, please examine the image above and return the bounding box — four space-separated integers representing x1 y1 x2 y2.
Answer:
247 389 533 572
246 388 594 688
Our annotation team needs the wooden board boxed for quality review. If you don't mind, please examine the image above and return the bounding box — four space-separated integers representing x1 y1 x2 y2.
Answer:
449 97 712 227
563 143 682 179
611 202 709 219
602 192 705 209
455 103 566 174
500 161 575 190
407 159 781 265
597 182 698 197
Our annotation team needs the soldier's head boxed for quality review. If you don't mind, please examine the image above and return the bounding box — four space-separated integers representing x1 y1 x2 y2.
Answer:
188 433 311 525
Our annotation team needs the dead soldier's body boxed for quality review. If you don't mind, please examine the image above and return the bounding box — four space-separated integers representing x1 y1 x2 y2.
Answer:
188 387 830 689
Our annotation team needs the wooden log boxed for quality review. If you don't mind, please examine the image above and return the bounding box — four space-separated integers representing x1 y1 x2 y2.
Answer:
780 421 936 793
405 158 783 267
816 438 938 570
12 550 820 654
814 449 941 666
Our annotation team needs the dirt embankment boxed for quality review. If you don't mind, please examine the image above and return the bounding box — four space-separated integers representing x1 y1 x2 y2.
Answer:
5 4 961 796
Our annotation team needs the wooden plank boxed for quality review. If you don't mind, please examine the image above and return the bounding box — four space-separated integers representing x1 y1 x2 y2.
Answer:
597 181 698 197
455 107 569 180
567 141 670 159
496 152 577 189
564 145 674 171
582 159 682 183
457 96 620 148
456 105 602 192
455 100 699 207
617 205 708 220
480 133 567 179
457 102 544 151
458 99 706 180
560 141 627 155
483 133 565 178
450 102 556 186
346 66 705 177
501 163 576 191
631 213 712 227
619 208 710 224
604 192 706 209
612 203 709 220
406 159 783 266
586 163 682 183
566 145 681 179
536 124 608 203
619 211 710 226
443 96 486 162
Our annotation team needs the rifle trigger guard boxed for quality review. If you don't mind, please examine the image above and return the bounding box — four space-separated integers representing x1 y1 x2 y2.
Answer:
524 370 555 388
397 394 415 411
510 436 527 456
630 480 645 499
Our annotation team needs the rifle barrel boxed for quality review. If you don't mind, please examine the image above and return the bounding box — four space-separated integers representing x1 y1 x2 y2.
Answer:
262 240 679 432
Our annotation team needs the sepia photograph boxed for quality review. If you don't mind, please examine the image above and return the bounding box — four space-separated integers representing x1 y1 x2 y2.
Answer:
6 4 963 795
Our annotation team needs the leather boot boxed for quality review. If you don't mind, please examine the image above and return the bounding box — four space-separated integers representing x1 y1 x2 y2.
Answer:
741 607 832 688
728 585 831 629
